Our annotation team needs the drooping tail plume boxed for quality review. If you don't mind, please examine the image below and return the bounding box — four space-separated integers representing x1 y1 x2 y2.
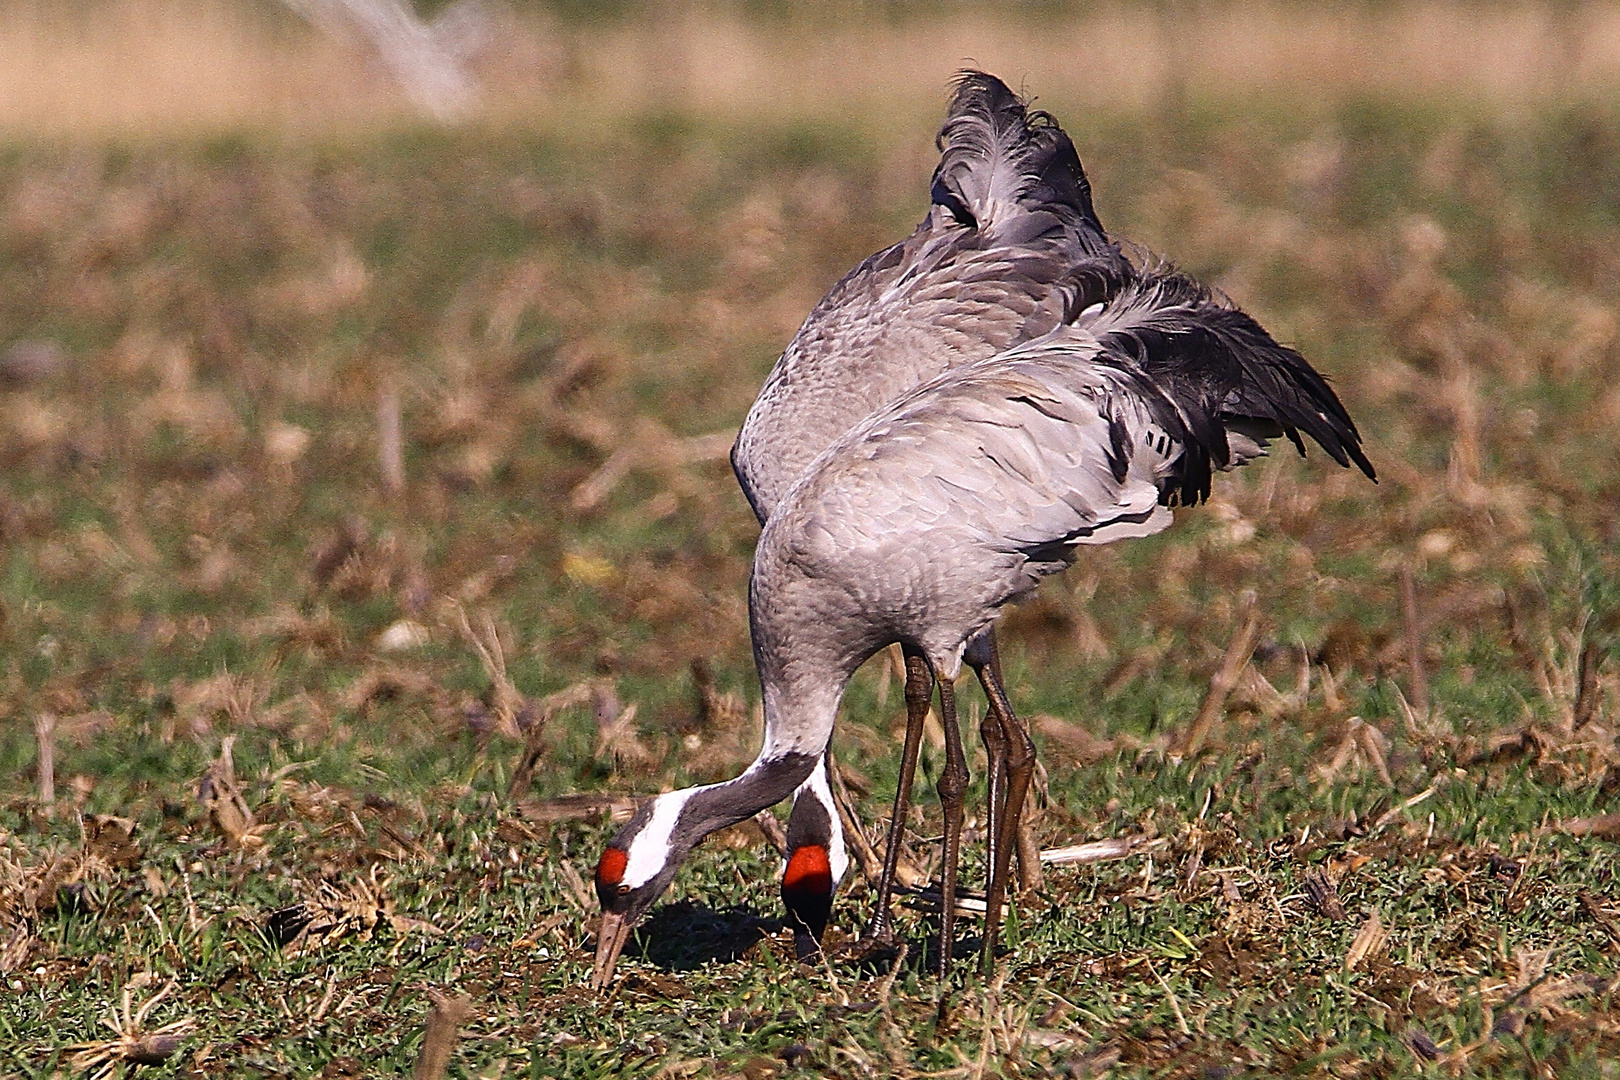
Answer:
1082 265 1376 505
931 71 1110 256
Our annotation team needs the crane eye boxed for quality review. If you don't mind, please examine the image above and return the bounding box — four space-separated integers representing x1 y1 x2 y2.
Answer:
617 884 631 896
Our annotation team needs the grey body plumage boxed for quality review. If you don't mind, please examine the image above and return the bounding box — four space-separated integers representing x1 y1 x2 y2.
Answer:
752 268 1374 686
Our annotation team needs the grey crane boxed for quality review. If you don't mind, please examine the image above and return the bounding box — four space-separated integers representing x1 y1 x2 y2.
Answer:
592 264 1374 987
733 71 1132 960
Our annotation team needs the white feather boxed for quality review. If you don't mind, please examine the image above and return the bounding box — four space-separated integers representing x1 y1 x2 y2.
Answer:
802 763 849 889
621 787 697 889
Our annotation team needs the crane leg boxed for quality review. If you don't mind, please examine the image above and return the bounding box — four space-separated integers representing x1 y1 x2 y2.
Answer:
967 634 1009 957
934 667 969 979
972 636 1037 975
969 629 1042 896
980 632 1042 893
978 702 1009 923
864 645 932 944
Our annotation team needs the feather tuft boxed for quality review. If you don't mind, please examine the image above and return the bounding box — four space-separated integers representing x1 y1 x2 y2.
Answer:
931 71 1110 257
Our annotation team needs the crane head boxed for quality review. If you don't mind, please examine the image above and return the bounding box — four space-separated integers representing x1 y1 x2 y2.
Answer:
779 754 848 961
781 843 835 960
588 796 688 989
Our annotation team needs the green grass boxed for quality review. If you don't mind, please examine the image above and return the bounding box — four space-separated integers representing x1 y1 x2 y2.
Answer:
2 93 1620 1078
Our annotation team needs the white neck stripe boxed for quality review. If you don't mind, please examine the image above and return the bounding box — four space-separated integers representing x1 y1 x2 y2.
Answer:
804 761 849 888
620 758 783 889
622 786 698 889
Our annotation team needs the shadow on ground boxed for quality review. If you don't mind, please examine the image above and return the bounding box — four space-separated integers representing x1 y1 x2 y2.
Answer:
630 901 780 971
626 895 990 981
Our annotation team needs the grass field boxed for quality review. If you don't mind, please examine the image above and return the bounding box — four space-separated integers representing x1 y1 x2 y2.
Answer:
5 10 1620 1076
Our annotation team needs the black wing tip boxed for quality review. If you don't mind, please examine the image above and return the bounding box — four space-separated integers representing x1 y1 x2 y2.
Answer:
1345 441 1378 482
1270 364 1378 483
1152 264 1378 484
1269 386 1378 484
1281 423 1378 482
1098 261 1377 487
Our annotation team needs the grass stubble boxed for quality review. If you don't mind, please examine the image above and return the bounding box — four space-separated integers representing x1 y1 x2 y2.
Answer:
4 57 1620 1080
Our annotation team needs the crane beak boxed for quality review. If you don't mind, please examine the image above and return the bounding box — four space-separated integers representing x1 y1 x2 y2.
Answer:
590 911 633 989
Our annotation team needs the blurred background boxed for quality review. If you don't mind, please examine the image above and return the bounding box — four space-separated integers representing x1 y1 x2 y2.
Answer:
2 0 1618 789
3 0 1619 784
6 0 1620 134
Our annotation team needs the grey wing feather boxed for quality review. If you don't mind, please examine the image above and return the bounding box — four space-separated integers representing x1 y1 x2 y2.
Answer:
733 71 1130 524
761 351 1178 666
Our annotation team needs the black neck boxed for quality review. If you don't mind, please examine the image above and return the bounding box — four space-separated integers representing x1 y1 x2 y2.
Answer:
677 752 817 849
786 767 834 851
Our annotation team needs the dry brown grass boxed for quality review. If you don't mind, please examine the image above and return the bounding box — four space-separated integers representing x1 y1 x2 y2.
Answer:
8 0 1620 138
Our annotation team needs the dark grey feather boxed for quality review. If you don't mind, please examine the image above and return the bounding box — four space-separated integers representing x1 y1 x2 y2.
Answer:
1083 266 1375 505
931 70 1110 256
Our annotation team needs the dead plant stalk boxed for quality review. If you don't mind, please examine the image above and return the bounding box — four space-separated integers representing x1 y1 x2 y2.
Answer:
412 989 474 1080
1401 565 1429 717
34 713 54 807
1179 590 1261 758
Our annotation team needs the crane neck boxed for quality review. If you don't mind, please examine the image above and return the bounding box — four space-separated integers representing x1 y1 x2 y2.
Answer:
678 555 858 854
663 750 819 851
635 673 845 870
758 669 844 764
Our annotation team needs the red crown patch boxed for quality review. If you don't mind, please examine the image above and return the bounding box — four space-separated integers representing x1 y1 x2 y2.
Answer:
596 847 628 887
782 845 832 894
